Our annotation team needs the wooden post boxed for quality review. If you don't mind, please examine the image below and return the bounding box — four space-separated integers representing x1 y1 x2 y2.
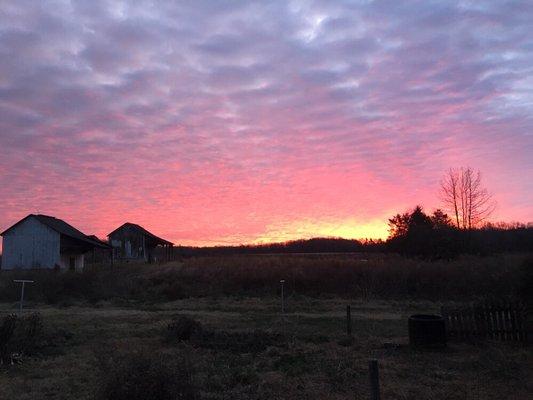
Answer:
368 359 381 400
346 305 352 337
457 310 464 340
503 302 511 341
280 280 285 314
441 306 449 340
517 302 526 343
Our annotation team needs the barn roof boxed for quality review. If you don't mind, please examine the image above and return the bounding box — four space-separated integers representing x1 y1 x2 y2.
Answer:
1 214 109 248
108 222 173 246
87 235 111 247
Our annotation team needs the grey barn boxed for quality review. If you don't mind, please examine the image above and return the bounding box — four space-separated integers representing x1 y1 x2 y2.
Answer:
108 223 173 263
0 214 109 270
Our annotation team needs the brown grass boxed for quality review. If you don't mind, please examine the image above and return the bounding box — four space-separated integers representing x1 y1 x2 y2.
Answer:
0 297 530 400
0 253 530 304
0 253 530 399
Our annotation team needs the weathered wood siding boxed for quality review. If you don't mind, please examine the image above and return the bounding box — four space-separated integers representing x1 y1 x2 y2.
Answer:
59 254 84 271
109 226 147 261
1 217 60 269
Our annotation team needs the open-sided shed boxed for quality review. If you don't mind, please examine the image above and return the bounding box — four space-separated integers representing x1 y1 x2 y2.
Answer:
108 222 173 263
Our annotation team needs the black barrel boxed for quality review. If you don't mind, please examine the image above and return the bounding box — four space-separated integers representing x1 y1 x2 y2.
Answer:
408 314 446 348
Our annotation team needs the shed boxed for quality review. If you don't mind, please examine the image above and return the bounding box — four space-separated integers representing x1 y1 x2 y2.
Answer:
108 223 173 263
0 214 110 270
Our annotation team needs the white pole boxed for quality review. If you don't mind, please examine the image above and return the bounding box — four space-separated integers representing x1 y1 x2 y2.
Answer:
20 282 25 314
13 280 34 315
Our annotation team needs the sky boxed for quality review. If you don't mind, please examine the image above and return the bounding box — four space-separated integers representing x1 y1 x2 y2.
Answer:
0 0 532 246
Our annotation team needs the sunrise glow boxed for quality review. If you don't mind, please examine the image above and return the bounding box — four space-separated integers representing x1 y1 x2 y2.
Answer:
1 1 532 247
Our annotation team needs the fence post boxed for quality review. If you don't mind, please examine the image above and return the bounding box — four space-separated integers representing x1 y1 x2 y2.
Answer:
346 305 352 337
441 306 449 340
510 302 518 342
503 301 511 341
280 280 285 315
368 359 381 400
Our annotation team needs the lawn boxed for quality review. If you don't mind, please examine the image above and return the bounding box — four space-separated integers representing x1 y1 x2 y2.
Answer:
0 295 530 400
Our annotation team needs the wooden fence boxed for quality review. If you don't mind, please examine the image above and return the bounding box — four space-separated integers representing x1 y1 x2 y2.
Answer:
441 301 530 343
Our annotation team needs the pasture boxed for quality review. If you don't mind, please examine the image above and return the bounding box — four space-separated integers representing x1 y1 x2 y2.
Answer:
0 253 531 399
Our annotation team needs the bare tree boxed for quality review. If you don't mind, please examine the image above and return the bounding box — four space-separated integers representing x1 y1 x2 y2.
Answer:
440 167 495 229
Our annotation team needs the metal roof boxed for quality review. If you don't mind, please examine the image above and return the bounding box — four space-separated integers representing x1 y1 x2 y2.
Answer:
108 222 173 246
1 214 109 248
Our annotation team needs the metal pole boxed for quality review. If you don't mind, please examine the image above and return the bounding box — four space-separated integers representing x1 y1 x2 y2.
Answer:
13 280 34 315
347 305 352 336
369 359 381 400
280 280 285 314
20 282 25 314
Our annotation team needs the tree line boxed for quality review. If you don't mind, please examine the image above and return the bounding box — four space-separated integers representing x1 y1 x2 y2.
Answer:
173 167 532 259
386 205 532 258
386 167 531 258
173 219 532 259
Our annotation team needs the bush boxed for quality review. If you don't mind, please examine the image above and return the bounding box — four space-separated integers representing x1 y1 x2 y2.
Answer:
97 349 197 400
166 316 282 353
197 329 282 353
13 313 44 355
167 316 204 341
0 314 17 365
0 313 44 365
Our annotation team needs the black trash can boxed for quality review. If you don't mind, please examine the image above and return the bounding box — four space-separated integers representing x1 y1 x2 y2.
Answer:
408 314 446 348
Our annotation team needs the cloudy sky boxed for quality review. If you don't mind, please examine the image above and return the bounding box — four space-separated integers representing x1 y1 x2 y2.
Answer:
0 0 532 245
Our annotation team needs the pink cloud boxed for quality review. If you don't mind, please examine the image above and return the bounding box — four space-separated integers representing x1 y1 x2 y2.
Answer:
0 0 532 248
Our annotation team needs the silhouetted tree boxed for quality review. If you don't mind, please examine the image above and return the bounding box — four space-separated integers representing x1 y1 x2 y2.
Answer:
430 209 452 228
387 206 464 258
388 206 432 238
388 212 410 239
440 167 495 229
387 206 435 257
409 206 433 229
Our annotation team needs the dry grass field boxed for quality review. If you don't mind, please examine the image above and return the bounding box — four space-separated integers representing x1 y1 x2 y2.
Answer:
0 254 531 399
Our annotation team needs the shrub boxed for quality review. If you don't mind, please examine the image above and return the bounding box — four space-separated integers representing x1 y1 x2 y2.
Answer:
165 315 283 353
0 314 17 365
14 312 44 355
166 316 204 341
197 329 282 353
0 313 44 365
166 316 282 354
97 349 197 400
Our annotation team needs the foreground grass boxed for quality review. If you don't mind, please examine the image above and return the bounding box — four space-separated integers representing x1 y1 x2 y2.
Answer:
0 297 531 400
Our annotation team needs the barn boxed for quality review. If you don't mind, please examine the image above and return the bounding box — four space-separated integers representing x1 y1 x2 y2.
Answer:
0 214 109 270
108 223 173 263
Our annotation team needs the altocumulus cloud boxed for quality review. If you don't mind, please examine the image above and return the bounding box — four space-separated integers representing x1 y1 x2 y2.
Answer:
0 0 532 245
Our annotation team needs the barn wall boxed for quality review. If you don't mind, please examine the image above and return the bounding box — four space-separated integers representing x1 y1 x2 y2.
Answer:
109 226 147 261
59 254 84 271
1 217 60 269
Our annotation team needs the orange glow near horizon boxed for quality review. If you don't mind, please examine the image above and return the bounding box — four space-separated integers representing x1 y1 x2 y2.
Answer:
169 218 390 247
251 219 390 245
